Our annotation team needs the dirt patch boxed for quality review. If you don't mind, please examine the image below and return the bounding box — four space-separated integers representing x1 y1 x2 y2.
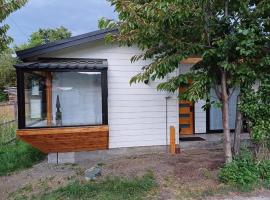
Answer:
1 149 270 200
0 161 82 200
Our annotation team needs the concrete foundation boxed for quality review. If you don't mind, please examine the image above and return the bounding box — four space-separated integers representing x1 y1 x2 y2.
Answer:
48 146 168 164
47 133 250 164
48 152 75 164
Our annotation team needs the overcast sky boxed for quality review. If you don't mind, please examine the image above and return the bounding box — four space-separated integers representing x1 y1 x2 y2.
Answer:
4 0 118 46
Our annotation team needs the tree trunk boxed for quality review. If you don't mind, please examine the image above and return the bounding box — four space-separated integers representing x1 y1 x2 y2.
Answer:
233 95 242 156
221 70 233 163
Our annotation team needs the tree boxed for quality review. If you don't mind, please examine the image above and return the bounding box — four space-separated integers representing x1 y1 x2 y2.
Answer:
0 49 17 88
0 0 27 53
15 26 72 50
0 49 17 101
0 27 71 101
0 0 27 101
241 74 270 160
100 0 270 163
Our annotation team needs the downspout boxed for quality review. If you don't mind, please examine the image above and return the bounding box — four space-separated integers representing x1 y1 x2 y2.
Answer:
164 71 176 153
165 72 174 152
165 96 170 153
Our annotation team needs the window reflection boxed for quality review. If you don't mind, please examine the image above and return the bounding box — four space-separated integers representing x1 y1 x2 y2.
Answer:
24 71 102 127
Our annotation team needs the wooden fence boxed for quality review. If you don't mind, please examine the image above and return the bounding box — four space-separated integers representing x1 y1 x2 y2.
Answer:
0 102 17 144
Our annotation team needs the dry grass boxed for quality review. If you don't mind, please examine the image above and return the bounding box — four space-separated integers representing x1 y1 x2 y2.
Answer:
0 120 16 144
0 103 16 121
0 103 17 144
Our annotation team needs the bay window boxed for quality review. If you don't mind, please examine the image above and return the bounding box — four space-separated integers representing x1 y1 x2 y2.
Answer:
17 65 108 129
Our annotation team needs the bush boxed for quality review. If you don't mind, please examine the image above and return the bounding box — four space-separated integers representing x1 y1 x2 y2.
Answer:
219 148 270 189
0 140 45 175
240 76 270 158
219 149 259 186
0 91 8 102
257 160 270 187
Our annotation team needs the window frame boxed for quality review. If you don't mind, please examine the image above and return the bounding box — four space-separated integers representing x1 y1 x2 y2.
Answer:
17 68 108 129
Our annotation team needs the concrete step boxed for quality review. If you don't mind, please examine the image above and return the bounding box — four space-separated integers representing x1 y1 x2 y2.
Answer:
180 138 251 150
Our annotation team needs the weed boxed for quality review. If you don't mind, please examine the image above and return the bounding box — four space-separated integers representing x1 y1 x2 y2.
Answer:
201 168 212 179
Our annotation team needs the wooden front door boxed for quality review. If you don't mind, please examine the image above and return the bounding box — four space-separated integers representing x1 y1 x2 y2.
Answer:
179 86 194 135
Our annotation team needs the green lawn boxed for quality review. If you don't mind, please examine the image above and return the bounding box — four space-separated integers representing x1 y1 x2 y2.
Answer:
33 172 156 200
0 140 45 176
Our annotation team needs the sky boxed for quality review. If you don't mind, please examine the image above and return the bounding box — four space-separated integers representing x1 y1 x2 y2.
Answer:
4 0 118 46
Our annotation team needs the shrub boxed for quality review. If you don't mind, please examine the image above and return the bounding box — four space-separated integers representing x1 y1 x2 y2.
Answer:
0 140 45 175
257 160 270 187
240 76 270 159
219 149 260 186
220 148 270 189
0 91 8 102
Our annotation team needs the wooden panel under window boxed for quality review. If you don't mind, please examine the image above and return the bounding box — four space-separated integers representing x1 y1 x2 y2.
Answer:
17 125 109 153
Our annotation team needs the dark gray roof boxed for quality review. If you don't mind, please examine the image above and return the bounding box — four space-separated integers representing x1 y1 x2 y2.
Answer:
16 28 118 60
14 58 108 70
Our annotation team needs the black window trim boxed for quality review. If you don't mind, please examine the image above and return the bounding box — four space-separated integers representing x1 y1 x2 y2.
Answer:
17 68 108 129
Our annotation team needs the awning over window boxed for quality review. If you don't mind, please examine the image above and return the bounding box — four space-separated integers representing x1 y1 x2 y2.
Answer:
14 58 108 70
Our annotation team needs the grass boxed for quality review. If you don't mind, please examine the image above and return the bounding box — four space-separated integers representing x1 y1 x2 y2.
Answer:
0 120 16 144
0 140 45 176
32 172 156 200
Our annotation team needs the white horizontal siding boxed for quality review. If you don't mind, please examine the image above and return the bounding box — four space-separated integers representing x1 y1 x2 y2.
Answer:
42 39 179 148
109 117 177 125
108 112 170 119
110 140 167 148
110 123 166 131
109 105 177 113
109 100 176 107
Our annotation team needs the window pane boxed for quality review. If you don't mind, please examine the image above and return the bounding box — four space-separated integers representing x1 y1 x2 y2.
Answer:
52 72 102 126
24 72 47 127
209 88 239 130
24 71 103 128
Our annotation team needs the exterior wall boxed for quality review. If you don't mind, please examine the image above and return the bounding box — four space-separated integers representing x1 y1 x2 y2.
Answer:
194 100 206 133
41 40 179 148
178 64 206 133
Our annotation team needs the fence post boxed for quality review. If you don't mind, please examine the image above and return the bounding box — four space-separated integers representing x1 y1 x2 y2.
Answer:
14 102 18 121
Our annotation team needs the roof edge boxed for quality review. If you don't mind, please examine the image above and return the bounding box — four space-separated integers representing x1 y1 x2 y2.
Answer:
16 28 118 60
14 57 108 70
